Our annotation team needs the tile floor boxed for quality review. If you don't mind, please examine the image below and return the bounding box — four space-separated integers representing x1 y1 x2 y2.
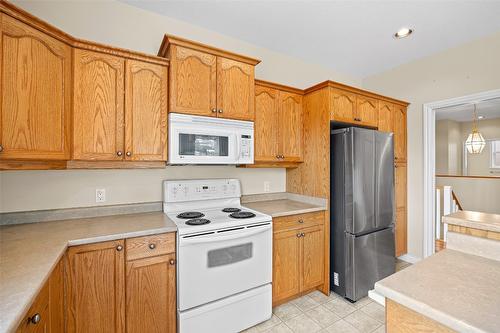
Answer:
242 291 385 333
243 260 411 333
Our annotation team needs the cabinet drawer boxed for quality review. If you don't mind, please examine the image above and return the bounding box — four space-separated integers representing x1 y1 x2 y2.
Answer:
126 233 175 261
273 211 324 232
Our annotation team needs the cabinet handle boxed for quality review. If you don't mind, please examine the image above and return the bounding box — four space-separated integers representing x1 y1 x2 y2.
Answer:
301 232 305 237
126 151 132 157
0 144 3 152
29 313 41 325
211 108 217 113
298 219 304 224
169 259 176 265
116 151 123 156
116 245 123 251
148 243 156 250
218 109 223 113
281 155 285 159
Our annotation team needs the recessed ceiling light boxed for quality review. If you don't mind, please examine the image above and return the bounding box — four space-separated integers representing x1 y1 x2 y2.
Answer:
394 28 413 39
478 115 485 120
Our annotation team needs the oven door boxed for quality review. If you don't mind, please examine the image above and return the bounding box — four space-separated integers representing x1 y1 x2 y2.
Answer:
177 223 272 311
169 126 238 164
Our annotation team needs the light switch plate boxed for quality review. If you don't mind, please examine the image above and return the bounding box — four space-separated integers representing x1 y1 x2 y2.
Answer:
95 188 106 203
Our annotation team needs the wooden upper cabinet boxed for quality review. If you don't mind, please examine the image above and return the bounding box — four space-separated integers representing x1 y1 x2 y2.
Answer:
255 85 279 161
168 45 216 117
330 88 356 123
216 57 255 121
126 254 176 333
124 60 168 161
356 95 378 127
73 49 125 161
0 14 71 160
66 240 125 333
394 105 407 162
159 35 260 121
378 101 394 133
278 92 303 162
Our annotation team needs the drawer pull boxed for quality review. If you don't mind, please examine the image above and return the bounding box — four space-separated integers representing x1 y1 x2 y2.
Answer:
298 219 304 224
169 259 176 265
296 233 301 238
148 243 156 250
301 232 305 237
116 245 123 251
30 313 41 325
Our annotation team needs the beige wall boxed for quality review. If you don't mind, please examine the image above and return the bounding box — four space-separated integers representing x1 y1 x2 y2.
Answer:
1 0 360 213
363 31 500 259
436 177 500 214
435 119 463 175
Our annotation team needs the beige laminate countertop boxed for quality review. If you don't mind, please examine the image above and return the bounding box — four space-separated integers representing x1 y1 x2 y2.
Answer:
0 212 177 333
443 210 500 233
375 249 500 333
244 199 327 217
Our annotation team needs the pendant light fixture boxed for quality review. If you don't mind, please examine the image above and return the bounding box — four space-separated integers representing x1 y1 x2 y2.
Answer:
465 103 486 154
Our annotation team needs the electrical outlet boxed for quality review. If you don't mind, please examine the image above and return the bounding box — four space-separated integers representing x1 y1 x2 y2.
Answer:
263 181 270 192
95 188 106 203
333 272 339 286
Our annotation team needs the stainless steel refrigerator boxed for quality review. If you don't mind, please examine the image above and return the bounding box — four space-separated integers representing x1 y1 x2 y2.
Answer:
330 127 395 302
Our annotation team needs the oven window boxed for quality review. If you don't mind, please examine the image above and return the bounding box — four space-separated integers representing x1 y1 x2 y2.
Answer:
207 243 253 267
179 134 229 156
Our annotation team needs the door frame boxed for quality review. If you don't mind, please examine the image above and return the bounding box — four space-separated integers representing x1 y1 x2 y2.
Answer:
422 89 500 258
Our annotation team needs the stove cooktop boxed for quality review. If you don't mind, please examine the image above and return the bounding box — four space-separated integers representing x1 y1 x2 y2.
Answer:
167 205 271 235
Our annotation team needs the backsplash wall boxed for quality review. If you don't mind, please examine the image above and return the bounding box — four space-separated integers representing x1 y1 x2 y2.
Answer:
0 167 285 213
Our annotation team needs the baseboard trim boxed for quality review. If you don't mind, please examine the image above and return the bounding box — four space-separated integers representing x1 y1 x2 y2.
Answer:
368 289 385 306
397 254 421 264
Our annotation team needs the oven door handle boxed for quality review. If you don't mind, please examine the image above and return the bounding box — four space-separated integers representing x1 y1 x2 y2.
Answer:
180 224 271 245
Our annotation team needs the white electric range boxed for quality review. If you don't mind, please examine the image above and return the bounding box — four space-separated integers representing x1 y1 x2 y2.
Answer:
163 179 272 333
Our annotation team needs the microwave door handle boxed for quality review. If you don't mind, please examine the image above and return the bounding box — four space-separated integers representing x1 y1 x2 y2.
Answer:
180 224 271 245
236 135 242 161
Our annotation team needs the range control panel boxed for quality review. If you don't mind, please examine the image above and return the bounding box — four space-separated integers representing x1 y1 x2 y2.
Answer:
164 179 241 202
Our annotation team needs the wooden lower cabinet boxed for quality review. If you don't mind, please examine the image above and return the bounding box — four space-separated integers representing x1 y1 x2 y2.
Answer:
126 254 176 333
16 258 64 333
66 239 126 333
272 212 325 305
64 234 176 333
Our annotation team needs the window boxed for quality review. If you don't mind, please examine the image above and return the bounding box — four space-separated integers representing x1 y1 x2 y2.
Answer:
490 140 500 169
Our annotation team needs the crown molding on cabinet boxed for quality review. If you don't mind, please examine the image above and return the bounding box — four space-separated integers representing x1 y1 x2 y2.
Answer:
158 34 261 65
254 79 304 95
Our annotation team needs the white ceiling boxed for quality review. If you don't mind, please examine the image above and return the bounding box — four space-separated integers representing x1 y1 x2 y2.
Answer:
436 98 500 122
120 0 500 79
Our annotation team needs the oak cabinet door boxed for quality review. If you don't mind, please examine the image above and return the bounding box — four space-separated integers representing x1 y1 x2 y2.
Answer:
330 88 356 123
395 164 407 211
73 49 125 160
378 101 394 133
124 60 167 161
49 257 65 333
394 105 407 163
254 85 279 162
1 15 71 160
301 225 324 291
66 240 125 333
169 45 216 117
356 95 378 127
279 92 303 162
126 254 176 333
16 280 50 333
395 209 407 257
273 229 301 304
216 57 255 121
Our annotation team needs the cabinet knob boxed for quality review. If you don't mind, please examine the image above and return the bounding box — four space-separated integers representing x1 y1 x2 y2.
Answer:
281 155 285 159
169 259 176 265
218 109 223 113
0 144 3 152
116 245 123 251
296 233 302 238
126 151 132 157
148 243 156 250
354 118 361 121
298 219 304 224
116 151 123 156
301 232 305 237
29 313 41 325
211 108 217 113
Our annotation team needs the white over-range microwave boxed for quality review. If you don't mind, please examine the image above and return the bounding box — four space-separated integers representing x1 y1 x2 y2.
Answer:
168 113 254 165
